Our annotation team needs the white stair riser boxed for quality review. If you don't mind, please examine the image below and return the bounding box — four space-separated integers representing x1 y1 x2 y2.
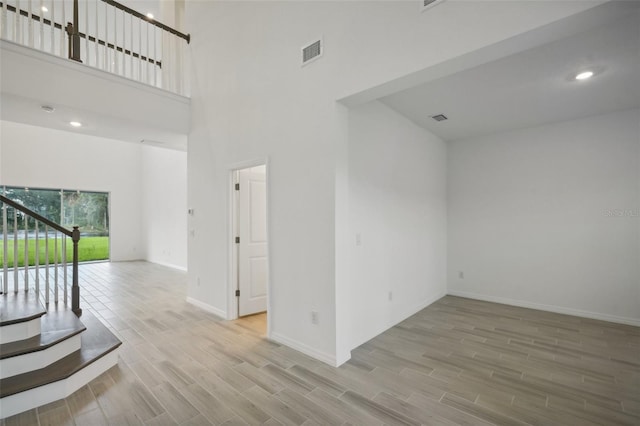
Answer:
0 334 82 378
0 348 119 419
0 319 41 344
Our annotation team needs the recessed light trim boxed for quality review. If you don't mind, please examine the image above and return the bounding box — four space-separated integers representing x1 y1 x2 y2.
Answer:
41 6 48 12
146 12 154 19
69 121 82 128
41 105 55 113
575 71 594 81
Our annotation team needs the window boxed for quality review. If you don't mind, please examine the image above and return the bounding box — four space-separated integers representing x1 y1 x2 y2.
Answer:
1 186 110 266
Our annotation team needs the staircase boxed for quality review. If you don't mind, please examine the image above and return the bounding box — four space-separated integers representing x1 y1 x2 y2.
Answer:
0 195 121 419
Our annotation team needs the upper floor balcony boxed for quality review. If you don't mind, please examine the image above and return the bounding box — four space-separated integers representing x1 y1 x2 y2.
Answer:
0 0 190 150
0 0 190 96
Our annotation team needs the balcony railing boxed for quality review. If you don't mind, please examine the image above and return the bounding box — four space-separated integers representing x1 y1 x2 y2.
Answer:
0 0 190 96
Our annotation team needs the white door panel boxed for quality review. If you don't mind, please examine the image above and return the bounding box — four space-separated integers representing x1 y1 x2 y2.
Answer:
238 165 268 316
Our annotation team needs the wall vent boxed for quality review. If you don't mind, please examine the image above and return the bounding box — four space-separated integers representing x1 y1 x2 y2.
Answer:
421 0 444 12
431 114 448 122
302 39 322 65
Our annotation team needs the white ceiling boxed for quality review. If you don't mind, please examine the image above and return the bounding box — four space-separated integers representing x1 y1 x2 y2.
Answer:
380 10 640 142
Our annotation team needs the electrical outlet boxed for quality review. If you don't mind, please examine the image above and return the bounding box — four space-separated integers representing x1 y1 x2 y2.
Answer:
459 271 464 279
388 291 393 301
311 311 319 325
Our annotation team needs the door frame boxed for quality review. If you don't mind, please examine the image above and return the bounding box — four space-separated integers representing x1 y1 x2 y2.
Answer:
227 158 272 337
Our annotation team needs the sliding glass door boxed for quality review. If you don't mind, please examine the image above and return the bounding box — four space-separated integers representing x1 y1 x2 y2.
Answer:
1 186 110 267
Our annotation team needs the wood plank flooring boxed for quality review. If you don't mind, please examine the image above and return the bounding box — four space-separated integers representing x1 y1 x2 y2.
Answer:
2 261 638 425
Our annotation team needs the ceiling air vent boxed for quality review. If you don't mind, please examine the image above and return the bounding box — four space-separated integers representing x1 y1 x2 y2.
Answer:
302 39 322 65
431 114 448 122
421 0 445 12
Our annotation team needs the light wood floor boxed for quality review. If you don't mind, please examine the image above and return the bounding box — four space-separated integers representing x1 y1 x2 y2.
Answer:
235 313 267 337
2 261 638 425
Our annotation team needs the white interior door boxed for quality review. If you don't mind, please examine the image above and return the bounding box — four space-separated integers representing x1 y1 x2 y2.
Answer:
238 165 268 316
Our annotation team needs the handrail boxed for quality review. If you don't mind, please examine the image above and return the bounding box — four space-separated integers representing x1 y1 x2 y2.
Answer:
1 194 82 315
0 1 163 66
100 0 190 43
0 195 72 237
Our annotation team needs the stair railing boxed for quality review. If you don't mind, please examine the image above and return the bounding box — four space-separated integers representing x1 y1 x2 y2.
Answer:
0 194 81 316
0 0 190 95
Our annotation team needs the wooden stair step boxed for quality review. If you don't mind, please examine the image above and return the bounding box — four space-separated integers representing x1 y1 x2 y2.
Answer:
0 293 46 326
0 310 122 398
0 307 86 359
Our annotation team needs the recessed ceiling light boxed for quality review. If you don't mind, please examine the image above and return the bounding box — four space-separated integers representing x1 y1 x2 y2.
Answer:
41 105 55 113
41 6 48 12
69 121 82 128
575 71 594 81
146 12 154 19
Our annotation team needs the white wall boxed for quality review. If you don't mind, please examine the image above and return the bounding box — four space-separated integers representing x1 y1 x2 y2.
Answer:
346 101 447 353
0 121 144 261
0 121 188 269
185 0 605 364
141 146 188 270
448 108 640 325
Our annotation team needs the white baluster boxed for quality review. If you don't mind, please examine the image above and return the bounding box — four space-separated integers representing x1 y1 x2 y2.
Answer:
153 24 157 86
178 35 183 95
121 9 125 77
103 1 108 70
129 12 133 79
2 204 6 293
85 0 89 64
54 231 58 303
24 216 29 290
138 17 141 82
15 0 21 44
63 234 67 305
95 0 98 67
145 19 149 84
49 0 54 54
45 225 49 304
0 0 7 40
2 203 7 294
27 0 33 48
113 3 117 73
35 221 39 298
13 208 18 292
159 29 164 90
60 0 65 57
39 0 44 50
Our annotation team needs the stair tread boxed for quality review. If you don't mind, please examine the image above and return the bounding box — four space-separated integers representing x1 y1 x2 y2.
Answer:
0 293 46 326
0 307 86 359
0 310 121 398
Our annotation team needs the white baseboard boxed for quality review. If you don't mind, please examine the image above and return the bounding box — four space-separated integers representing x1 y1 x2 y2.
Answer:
0 348 119 419
270 332 337 367
343 289 448 362
186 297 226 319
146 260 187 272
447 290 640 327
396 290 448 328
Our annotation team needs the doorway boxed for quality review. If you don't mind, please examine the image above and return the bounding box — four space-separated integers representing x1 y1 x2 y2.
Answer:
231 164 269 336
